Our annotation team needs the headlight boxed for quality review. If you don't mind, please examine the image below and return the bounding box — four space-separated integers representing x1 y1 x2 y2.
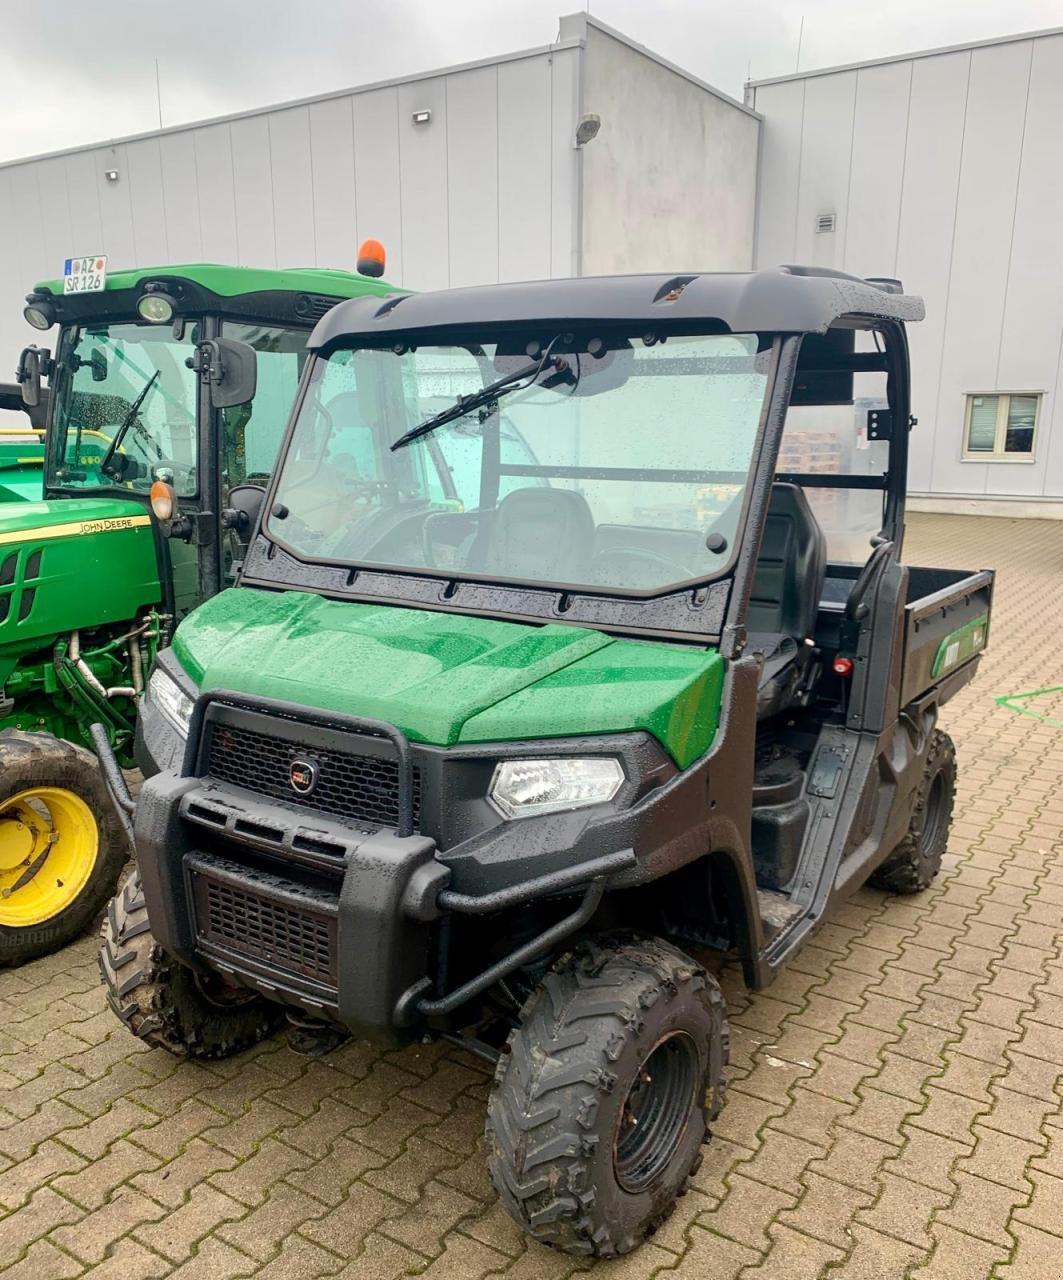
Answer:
136 290 176 324
23 302 54 330
148 668 194 738
489 758 624 820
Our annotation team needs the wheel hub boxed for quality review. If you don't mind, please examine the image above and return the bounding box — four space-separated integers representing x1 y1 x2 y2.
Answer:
614 1031 700 1192
0 814 37 872
921 772 947 853
0 788 100 928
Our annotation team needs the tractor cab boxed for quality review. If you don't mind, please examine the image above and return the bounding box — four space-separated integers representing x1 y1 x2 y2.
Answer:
17 259 399 610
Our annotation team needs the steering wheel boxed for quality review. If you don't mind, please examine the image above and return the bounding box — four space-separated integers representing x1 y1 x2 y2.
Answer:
339 475 387 504
844 539 895 621
591 545 692 585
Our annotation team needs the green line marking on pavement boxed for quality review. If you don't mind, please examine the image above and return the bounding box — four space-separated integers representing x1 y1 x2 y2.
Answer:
995 685 1063 727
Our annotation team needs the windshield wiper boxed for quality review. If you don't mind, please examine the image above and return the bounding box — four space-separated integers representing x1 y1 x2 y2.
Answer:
100 371 161 479
390 347 563 452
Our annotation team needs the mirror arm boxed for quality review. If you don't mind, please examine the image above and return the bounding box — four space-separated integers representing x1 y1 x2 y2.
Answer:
220 508 249 531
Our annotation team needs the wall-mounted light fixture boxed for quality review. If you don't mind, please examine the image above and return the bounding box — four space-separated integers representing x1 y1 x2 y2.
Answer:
104 169 120 183
411 109 431 126
574 113 601 147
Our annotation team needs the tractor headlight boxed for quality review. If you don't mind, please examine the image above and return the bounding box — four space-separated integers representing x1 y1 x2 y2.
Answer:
148 668 194 738
136 290 176 324
23 301 55 330
489 758 624 820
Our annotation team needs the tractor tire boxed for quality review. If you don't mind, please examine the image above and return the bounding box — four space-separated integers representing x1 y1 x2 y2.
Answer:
100 869 282 1059
486 934 728 1257
870 728 956 894
0 730 130 967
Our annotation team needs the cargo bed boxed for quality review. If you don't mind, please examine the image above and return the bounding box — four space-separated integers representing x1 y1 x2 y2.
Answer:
901 566 993 706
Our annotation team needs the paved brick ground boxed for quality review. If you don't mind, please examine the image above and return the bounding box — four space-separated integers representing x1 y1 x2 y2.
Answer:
1 512 1061 1280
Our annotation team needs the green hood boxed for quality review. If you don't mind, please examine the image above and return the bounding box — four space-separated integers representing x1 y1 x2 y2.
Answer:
172 589 724 767
0 496 159 680
0 440 43 503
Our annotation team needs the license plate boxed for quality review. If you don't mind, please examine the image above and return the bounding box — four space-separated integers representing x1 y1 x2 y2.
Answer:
63 256 107 294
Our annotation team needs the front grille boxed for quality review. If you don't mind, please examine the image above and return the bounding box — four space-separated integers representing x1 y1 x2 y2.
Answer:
204 721 420 829
191 860 337 986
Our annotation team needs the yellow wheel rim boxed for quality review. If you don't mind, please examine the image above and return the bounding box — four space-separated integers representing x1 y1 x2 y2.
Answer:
0 787 99 928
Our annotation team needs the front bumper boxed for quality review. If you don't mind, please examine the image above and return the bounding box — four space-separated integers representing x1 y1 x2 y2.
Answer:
135 765 446 1031
131 687 654 1037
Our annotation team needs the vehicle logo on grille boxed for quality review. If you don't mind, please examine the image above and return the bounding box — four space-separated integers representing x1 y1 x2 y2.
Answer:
289 757 319 795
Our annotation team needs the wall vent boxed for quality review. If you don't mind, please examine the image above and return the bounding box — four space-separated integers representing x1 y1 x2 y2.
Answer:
815 212 837 234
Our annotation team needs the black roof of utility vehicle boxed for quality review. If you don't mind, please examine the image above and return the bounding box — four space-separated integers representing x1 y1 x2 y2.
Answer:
308 266 926 350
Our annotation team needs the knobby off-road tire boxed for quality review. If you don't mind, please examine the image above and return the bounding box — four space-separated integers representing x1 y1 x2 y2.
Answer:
870 728 956 894
486 935 728 1257
0 730 130 967
100 869 281 1059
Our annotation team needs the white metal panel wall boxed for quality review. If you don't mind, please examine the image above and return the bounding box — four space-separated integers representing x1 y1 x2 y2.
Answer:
230 116 276 267
124 140 169 263
997 34 1063 499
752 79 805 271
893 52 970 491
753 32 1063 502
0 46 582 364
445 66 499 288
792 73 856 268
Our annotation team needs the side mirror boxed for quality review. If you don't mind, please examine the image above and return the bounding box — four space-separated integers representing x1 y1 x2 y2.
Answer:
16 346 48 408
194 337 257 409
89 348 108 382
222 484 266 538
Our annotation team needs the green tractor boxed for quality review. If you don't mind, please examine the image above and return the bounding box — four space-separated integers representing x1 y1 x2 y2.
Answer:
98 268 992 1255
0 253 397 965
0 381 48 501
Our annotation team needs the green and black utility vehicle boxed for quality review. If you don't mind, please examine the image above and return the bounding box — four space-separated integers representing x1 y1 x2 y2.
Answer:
0 256 395 965
100 267 993 1256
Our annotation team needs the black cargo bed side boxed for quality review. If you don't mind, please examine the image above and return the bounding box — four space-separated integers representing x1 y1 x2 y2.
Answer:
901 566 994 706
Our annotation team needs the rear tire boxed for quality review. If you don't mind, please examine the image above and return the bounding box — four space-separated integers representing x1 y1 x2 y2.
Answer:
99 869 282 1059
0 730 130 967
870 728 956 894
486 935 728 1257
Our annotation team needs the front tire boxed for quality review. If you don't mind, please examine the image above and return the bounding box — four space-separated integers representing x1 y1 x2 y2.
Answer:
486 935 728 1257
100 870 282 1058
870 728 956 894
0 730 130 967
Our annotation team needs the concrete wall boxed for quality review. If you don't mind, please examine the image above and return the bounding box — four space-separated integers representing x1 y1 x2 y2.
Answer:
0 41 583 363
751 31 1063 507
576 17 760 276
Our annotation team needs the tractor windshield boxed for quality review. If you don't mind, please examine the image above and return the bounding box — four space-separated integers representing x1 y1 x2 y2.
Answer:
267 330 772 596
50 322 199 495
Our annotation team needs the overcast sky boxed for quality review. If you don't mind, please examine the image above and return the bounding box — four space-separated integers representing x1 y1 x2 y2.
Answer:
1 0 1059 164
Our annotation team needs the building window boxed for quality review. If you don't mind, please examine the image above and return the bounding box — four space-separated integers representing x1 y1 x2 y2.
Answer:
963 393 1039 460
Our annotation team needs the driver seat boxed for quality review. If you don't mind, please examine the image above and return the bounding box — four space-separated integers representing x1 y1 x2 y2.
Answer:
471 487 596 582
747 483 827 719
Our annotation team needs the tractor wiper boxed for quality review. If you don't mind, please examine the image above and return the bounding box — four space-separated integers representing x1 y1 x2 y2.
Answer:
390 344 563 452
100 370 161 479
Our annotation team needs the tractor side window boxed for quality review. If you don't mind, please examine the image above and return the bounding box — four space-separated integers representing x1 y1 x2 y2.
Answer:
779 328 891 564
220 323 308 500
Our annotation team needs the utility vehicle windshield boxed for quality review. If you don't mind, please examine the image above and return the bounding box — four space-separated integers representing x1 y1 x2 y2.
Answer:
51 322 199 495
268 331 771 595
